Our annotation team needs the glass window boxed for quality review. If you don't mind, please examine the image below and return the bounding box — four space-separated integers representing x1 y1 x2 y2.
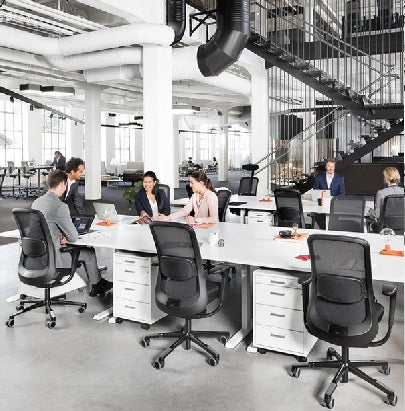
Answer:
115 114 136 163
42 110 67 163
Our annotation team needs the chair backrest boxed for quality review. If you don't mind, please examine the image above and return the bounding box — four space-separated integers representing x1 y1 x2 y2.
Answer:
306 234 378 347
378 194 404 235
185 183 193 198
217 189 232 222
149 221 208 318
12 208 57 288
238 177 259 196
274 188 305 228
328 195 365 232
157 183 170 201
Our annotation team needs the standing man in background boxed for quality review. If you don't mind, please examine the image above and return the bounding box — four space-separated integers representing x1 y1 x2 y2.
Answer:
63 157 87 216
53 151 66 170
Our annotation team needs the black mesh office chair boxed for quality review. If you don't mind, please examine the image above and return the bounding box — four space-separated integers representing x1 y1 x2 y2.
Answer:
185 183 193 198
5 209 87 329
274 188 305 228
238 176 259 196
373 194 404 235
290 234 398 408
217 188 232 222
328 195 365 232
141 221 231 369
157 183 171 213
20 161 36 200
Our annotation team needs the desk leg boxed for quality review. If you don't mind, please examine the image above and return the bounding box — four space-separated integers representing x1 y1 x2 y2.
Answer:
93 307 113 321
225 264 252 349
240 209 246 224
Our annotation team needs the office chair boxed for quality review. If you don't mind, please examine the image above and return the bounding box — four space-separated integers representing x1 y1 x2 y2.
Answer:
5 208 87 329
217 188 232 222
274 188 305 228
20 161 36 200
328 195 365 232
238 176 259 196
371 194 404 235
0 167 6 197
290 234 398 408
141 221 231 369
6 161 20 198
185 183 193 198
157 183 170 204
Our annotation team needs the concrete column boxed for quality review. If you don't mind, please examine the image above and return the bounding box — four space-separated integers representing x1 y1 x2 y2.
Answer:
302 93 316 174
134 128 143 161
104 113 116 173
173 116 180 188
143 45 174 198
218 110 228 182
250 71 269 197
25 107 43 164
84 84 102 200
68 108 84 159
194 131 200 165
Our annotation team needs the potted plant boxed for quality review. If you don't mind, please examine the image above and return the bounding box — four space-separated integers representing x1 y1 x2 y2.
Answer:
122 181 143 212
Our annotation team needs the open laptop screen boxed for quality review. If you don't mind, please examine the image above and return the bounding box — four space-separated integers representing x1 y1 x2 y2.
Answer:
71 215 94 234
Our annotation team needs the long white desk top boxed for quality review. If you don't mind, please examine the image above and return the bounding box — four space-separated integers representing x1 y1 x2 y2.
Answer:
2 219 399 283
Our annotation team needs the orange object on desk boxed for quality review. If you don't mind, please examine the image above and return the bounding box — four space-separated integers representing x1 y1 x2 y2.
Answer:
96 220 116 227
274 232 309 241
190 222 216 229
380 244 404 257
259 198 272 202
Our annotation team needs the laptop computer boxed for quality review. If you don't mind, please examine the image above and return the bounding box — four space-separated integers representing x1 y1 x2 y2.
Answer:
311 189 331 202
93 202 119 222
71 215 95 235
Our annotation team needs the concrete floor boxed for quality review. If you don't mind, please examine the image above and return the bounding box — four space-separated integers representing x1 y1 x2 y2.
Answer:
0 241 403 411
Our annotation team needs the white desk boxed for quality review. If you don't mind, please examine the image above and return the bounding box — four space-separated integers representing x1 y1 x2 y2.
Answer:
2 221 402 349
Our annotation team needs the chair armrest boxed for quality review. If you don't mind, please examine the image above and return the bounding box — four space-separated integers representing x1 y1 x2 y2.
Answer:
298 274 311 285
382 284 398 297
60 245 82 273
298 274 311 326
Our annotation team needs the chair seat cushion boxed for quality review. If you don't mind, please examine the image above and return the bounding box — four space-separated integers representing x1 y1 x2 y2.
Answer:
206 280 221 303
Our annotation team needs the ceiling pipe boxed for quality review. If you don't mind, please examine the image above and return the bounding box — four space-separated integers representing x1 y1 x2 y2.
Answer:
197 0 250 77
166 0 186 45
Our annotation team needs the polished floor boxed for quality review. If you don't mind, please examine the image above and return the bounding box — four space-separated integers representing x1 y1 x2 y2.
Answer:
0 240 403 411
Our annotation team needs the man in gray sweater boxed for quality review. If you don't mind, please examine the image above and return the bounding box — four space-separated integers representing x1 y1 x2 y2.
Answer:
31 170 112 296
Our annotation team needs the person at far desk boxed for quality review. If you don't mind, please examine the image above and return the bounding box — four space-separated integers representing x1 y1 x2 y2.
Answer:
367 167 404 232
313 158 345 196
135 171 170 220
154 170 218 224
52 151 66 171
31 170 113 297
63 157 86 216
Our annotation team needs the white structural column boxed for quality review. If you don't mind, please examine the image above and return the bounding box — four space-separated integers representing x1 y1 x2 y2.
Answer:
304 0 314 42
84 83 102 200
134 128 143 162
302 93 316 174
142 45 174 197
104 112 116 172
172 116 180 188
68 108 84 159
250 71 269 197
218 110 228 182
24 107 42 164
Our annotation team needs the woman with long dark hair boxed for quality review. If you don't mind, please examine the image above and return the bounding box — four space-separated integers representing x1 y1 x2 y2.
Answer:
134 171 170 218
154 170 218 224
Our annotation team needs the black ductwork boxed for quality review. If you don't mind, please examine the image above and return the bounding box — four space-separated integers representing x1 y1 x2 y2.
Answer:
197 0 250 77
167 0 186 45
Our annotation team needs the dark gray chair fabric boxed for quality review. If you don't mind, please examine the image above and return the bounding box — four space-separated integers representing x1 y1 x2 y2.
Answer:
328 195 365 233
141 221 231 369
290 234 398 407
5 208 86 329
375 194 404 235
238 177 259 196
274 188 305 228
217 189 232 222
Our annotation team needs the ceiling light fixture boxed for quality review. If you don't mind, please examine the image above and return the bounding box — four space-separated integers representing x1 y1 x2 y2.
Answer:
172 104 200 115
40 85 75 96
118 121 143 129
20 83 41 94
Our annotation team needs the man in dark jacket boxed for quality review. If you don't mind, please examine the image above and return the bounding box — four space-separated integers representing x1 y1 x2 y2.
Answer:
63 157 87 215
313 158 345 196
52 151 66 170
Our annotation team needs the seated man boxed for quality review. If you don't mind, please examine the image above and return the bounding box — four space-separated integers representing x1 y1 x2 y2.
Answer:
31 170 112 297
313 158 345 196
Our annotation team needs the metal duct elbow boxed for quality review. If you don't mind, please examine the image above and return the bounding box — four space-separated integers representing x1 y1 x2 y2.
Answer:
167 0 186 45
197 0 250 77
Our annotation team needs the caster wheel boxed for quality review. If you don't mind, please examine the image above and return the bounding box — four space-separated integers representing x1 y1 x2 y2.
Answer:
290 366 300 378
16 305 24 311
208 357 219 367
153 359 164 369
115 317 123 324
297 356 307 363
5 318 14 327
20 294 26 300
141 323 150 330
327 347 335 360
141 338 150 348
78 306 86 313
219 335 228 345
381 365 391 375
385 393 397 406
47 320 56 329
323 396 334 409
257 348 267 355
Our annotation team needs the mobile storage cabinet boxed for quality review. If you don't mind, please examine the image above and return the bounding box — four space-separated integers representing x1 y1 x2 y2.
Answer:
247 210 274 225
253 268 317 360
113 251 165 328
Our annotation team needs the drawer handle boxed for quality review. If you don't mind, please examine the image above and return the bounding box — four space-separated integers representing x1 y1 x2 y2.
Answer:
124 305 136 309
124 270 135 273
270 292 285 296
270 280 285 285
270 333 285 339
270 313 285 318
124 260 136 264
124 287 135 291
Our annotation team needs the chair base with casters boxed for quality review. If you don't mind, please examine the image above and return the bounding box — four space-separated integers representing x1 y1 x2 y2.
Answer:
290 345 397 408
5 286 87 329
141 317 230 369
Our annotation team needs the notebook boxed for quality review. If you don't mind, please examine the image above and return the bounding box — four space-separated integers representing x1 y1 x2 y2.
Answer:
93 202 119 222
72 215 95 235
311 189 331 202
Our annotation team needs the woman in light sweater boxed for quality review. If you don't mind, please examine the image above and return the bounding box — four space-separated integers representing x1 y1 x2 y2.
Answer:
154 170 218 224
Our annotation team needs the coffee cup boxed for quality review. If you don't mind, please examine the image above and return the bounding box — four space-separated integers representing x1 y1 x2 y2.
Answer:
209 232 219 246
